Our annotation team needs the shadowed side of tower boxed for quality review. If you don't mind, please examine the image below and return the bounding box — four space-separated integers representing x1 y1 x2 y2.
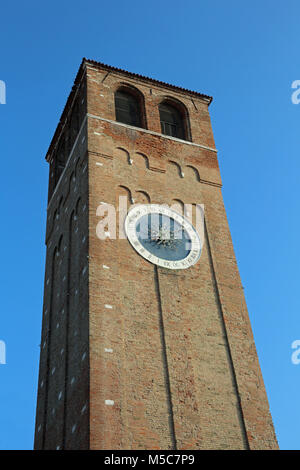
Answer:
34 59 278 450
34 68 90 450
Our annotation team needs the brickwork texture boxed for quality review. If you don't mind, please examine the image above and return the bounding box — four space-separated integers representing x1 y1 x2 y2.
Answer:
34 59 278 450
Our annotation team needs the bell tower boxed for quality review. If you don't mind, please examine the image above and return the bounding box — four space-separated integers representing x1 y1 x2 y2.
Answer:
34 58 278 450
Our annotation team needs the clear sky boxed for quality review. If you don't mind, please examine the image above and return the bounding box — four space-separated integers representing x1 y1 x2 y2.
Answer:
0 0 299 450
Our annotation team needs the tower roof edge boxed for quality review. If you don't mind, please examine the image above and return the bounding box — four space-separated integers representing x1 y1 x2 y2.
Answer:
45 58 213 161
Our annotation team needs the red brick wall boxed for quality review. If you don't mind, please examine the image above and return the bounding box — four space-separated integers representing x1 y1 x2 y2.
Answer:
35 60 278 450
34 121 90 450
86 62 278 449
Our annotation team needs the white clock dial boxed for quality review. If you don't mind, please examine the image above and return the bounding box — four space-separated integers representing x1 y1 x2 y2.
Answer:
124 204 202 270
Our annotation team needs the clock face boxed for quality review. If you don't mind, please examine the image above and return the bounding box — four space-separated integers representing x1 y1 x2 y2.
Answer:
124 204 202 269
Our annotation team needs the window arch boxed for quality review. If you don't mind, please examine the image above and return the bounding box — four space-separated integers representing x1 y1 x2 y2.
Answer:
159 100 189 140
115 86 145 128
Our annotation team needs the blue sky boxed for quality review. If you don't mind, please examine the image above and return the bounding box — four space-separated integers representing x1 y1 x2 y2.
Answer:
0 0 299 450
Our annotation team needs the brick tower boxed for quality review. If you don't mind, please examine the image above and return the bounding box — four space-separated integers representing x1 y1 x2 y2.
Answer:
34 58 278 450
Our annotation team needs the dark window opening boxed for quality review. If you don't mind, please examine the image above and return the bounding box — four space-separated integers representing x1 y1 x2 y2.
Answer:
55 161 65 184
55 140 66 186
115 90 142 127
159 102 185 140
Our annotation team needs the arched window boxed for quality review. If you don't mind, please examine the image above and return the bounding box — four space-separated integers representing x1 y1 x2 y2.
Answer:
115 88 143 128
159 101 186 140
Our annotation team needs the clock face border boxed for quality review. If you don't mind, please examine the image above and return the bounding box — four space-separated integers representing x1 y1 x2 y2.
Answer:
124 204 202 270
